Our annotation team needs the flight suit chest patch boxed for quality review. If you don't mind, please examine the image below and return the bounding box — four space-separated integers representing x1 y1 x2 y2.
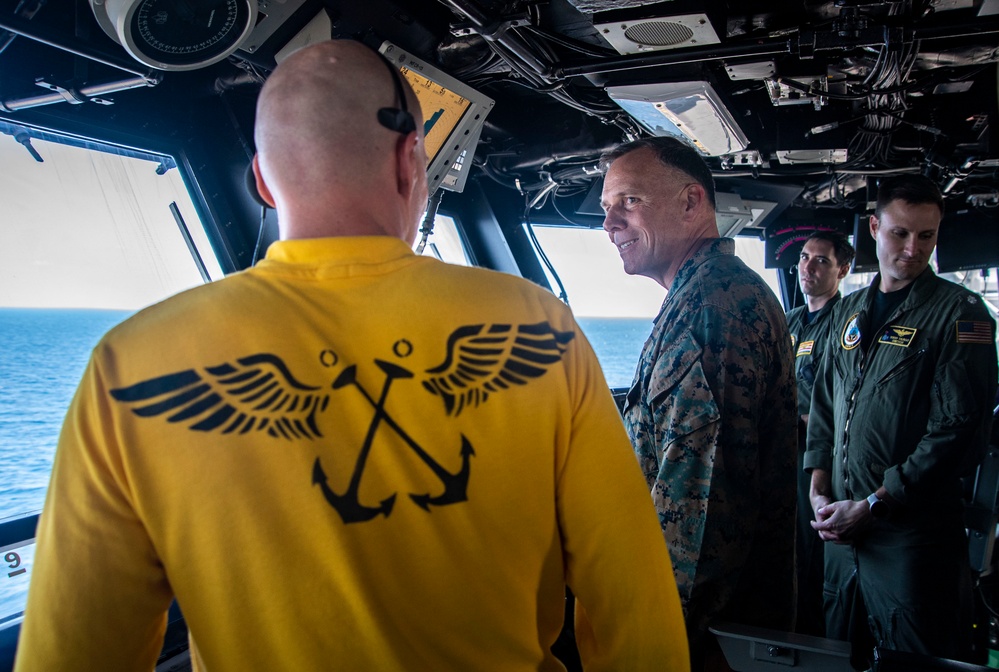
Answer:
841 313 861 350
879 325 917 348
796 340 814 357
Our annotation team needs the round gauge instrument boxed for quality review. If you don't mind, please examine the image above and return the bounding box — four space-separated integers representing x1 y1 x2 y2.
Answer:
91 0 257 71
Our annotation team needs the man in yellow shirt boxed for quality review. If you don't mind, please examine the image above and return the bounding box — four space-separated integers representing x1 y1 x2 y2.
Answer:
15 40 688 671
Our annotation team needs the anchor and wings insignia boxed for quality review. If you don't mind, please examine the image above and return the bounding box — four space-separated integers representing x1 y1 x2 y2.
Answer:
109 322 575 523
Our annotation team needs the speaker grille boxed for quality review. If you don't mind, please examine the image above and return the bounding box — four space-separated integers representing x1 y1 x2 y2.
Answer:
624 21 695 47
595 13 719 55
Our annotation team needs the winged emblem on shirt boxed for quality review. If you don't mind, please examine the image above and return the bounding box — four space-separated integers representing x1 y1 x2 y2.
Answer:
109 322 576 434
422 322 576 416
109 353 331 439
109 323 575 522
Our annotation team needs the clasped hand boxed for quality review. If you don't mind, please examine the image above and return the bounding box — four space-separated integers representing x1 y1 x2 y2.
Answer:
810 498 870 543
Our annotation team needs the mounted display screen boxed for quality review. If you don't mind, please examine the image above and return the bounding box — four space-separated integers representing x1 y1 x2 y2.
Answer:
379 41 494 196
936 209 999 273
852 213 879 273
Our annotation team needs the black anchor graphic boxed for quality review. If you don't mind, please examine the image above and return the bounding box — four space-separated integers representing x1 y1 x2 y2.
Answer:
313 359 474 524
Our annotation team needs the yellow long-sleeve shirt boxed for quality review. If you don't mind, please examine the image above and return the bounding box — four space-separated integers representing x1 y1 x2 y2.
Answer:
16 237 688 672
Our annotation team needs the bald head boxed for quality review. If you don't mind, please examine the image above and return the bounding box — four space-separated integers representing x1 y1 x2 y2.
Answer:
253 40 428 241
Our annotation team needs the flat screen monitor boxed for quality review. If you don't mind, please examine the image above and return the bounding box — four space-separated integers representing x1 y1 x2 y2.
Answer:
379 41 494 196
852 213 879 273
936 208 999 273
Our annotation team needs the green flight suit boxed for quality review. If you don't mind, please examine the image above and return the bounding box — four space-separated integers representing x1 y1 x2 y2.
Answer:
788 294 841 420
786 293 841 637
804 268 998 661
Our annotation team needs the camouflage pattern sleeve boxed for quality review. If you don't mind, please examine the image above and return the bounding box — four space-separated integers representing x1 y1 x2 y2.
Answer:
643 299 790 637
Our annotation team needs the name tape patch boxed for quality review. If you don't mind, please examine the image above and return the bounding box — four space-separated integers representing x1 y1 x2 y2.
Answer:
879 325 917 348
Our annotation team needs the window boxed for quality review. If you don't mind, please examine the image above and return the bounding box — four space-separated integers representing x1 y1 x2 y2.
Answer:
528 225 663 389
0 133 220 622
529 225 781 388
934 269 999 323
414 214 471 266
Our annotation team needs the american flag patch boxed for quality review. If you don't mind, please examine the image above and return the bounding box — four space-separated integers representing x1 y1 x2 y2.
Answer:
956 321 993 344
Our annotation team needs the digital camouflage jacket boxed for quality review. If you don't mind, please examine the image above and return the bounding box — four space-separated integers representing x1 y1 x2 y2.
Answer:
622 237 798 653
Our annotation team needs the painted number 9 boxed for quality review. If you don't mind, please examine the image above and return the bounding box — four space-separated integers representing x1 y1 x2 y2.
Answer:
6 552 26 578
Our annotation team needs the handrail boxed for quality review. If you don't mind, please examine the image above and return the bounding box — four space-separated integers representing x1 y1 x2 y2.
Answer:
0 512 39 672
0 514 38 551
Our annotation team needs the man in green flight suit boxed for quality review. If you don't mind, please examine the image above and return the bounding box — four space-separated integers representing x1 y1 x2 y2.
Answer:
805 175 998 664
785 231 855 637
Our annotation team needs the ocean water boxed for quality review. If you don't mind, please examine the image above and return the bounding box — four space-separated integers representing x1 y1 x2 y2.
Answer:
0 309 133 521
576 316 650 389
0 308 652 620
0 308 132 623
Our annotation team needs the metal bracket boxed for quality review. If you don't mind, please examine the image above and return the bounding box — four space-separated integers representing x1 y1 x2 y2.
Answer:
34 78 87 104
797 24 909 59
451 15 531 41
11 129 44 162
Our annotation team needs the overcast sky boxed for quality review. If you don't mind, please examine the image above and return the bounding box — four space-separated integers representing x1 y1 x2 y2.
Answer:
0 136 221 310
534 226 781 317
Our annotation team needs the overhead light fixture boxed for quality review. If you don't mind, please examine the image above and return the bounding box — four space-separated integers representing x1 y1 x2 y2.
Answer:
775 149 848 165
714 193 778 237
607 82 749 157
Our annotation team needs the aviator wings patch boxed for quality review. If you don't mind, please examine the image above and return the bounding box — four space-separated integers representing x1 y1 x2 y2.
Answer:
110 353 330 439
422 322 575 416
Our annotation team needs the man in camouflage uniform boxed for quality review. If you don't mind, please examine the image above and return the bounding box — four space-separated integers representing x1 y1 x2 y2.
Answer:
601 136 798 670
806 175 998 664
785 231 855 636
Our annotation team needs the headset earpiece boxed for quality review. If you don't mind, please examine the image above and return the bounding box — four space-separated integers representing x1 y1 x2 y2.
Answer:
244 162 269 208
375 50 416 136
377 107 416 135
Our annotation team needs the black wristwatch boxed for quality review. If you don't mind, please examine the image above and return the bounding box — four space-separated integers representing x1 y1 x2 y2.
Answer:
867 493 890 519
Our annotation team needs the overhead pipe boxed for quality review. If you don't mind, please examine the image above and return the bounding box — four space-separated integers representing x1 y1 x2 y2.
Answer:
440 0 554 80
554 37 793 78
0 75 156 112
913 18 999 42
0 13 157 81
